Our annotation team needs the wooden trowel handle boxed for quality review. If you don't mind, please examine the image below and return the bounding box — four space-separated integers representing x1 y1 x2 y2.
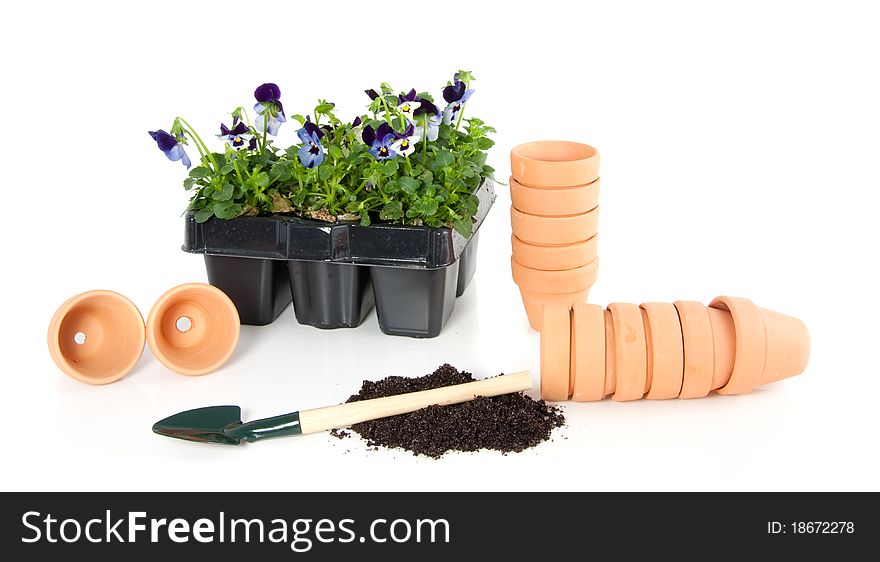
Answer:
298 371 532 435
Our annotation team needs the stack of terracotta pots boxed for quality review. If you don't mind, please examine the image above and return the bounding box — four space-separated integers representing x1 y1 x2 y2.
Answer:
509 141 600 330
540 296 811 401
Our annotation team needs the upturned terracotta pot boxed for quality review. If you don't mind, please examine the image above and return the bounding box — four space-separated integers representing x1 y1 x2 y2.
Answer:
511 234 598 271
146 283 240 376
518 289 591 331
511 257 599 294
510 141 599 188
571 303 605 402
709 297 766 395
608 303 648 401
640 302 684 400
510 206 599 246
540 304 571 401
509 176 600 216
48 290 146 384
674 300 715 399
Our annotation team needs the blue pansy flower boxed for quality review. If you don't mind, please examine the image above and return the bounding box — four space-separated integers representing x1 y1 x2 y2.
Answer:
219 117 256 151
442 79 475 125
391 123 420 157
412 98 441 142
362 122 397 161
297 117 325 168
148 129 191 168
253 83 286 135
396 88 421 121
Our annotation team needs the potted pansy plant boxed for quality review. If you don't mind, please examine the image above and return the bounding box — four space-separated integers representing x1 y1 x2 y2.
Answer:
150 71 496 338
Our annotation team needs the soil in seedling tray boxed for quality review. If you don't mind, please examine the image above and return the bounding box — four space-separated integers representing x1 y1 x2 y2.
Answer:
331 364 565 458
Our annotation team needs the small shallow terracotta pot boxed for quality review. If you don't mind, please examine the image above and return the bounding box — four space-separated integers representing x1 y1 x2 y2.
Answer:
511 257 599 294
608 303 648 401
571 303 605 402
518 289 591 331
509 176 600 216
510 206 599 246
540 304 571 401
511 234 598 271
48 290 146 384
640 302 684 400
146 283 240 376
510 141 599 188
674 300 715 399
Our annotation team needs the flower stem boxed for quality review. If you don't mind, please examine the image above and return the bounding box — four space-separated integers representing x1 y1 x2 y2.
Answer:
178 117 218 172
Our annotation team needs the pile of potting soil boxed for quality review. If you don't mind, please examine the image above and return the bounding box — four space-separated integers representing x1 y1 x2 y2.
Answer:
330 364 565 458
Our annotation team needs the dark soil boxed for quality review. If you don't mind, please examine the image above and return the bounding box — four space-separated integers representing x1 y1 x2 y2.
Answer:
330 364 565 458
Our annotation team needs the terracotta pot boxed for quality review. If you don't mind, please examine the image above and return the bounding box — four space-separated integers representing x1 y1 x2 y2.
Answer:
571 303 605 402
510 206 599 246
511 256 599 294
540 304 571 401
511 234 598 271
709 296 766 395
146 283 240 376
510 141 599 188
47 290 146 385
509 176 600 216
707 307 735 390
674 301 715 399
639 302 684 400
758 306 810 386
608 303 648 401
518 288 591 331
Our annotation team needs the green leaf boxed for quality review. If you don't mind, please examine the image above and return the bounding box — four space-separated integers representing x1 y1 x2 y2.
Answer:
383 159 399 176
254 172 270 187
183 177 197 190
194 208 214 223
474 137 495 150
328 145 344 160
360 212 372 227
398 176 419 195
220 163 235 175
383 179 400 194
292 114 307 125
379 200 403 220
213 202 243 219
453 218 473 237
215 182 234 201
435 150 455 168
319 165 334 181
189 166 212 178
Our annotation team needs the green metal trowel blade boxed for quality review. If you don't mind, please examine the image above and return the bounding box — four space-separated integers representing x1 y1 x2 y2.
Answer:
152 405 244 445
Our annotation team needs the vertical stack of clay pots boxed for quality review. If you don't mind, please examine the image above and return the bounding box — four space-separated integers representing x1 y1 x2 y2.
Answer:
539 297 811 401
509 141 600 330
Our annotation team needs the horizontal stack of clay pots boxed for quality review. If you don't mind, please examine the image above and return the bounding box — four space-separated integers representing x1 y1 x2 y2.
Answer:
540 296 810 401
509 141 600 330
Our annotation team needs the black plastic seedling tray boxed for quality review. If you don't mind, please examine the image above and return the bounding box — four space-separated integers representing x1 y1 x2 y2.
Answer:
183 179 495 338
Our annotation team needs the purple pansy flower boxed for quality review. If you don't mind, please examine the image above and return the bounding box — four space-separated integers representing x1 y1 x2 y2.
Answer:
352 116 362 127
391 123 420 157
148 129 191 168
362 122 397 161
253 83 286 135
442 79 475 125
296 116 325 168
412 98 441 142
365 89 380 101
396 88 421 121
219 117 256 151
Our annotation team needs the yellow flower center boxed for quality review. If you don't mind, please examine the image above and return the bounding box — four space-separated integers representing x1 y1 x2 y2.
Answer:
402 104 410 112
402 140 409 148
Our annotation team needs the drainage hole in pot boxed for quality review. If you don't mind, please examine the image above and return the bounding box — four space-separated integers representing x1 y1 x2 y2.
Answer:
73 331 87 345
175 316 193 333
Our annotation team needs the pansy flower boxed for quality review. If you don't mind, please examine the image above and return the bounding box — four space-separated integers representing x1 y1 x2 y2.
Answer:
148 129 191 168
412 98 441 142
365 89 380 101
391 123 420 157
296 117 325 168
396 88 421 121
442 79 475 125
253 83 286 135
219 117 256 151
362 122 397 161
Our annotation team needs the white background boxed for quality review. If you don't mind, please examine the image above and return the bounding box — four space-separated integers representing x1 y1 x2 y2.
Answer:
1 0 877 491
